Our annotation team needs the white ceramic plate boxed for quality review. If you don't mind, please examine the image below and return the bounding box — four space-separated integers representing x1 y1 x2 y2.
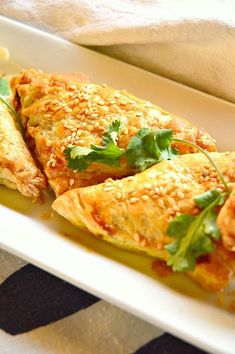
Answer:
1 16 235 354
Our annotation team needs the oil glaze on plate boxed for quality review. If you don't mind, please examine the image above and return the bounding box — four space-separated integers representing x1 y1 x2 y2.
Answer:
1 15 235 354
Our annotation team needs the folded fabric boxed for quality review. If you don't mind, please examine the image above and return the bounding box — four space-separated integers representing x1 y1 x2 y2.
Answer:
2 0 235 103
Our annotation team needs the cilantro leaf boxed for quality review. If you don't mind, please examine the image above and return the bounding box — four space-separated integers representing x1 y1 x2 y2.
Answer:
0 77 11 96
126 128 178 171
102 120 121 145
0 77 24 137
165 189 225 272
194 189 225 209
65 120 124 172
65 143 124 172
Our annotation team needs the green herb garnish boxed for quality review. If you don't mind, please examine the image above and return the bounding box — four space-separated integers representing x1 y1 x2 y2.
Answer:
0 77 24 135
65 120 124 171
165 189 226 272
65 121 177 172
125 128 177 171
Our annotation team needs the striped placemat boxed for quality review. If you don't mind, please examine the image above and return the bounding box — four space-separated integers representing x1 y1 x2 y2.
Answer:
0 248 208 353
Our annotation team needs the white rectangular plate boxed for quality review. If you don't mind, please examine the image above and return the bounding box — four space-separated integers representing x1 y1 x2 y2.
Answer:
1 16 235 354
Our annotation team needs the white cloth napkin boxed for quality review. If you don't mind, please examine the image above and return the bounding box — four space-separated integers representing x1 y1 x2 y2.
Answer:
2 0 235 103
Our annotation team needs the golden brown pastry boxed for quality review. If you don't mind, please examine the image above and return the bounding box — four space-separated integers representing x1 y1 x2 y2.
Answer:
53 152 235 291
218 185 235 251
0 101 46 199
11 69 216 196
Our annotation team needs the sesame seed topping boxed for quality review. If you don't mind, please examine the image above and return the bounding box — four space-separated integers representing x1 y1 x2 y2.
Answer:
177 191 185 199
122 127 128 135
141 195 149 201
133 233 140 242
69 178 75 186
103 186 114 191
115 192 122 199
154 186 160 194
104 182 113 187
130 197 139 204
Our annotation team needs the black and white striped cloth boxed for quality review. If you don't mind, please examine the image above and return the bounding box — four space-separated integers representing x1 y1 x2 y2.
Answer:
0 248 208 354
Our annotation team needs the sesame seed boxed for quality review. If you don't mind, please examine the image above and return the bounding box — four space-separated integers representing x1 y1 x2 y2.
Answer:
69 178 75 186
114 93 120 98
133 233 140 242
154 186 160 194
119 100 127 106
115 192 122 199
166 196 175 207
141 195 149 201
103 186 114 191
130 197 139 204
102 83 107 87
177 191 185 199
136 112 143 117
104 182 113 187
158 200 165 208
144 183 152 189
127 176 135 182
122 127 128 135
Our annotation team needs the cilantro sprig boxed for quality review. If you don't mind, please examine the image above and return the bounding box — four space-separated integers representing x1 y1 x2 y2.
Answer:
0 77 24 135
65 120 124 171
65 120 177 172
164 138 231 272
125 128 177 171
165 189 226 272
